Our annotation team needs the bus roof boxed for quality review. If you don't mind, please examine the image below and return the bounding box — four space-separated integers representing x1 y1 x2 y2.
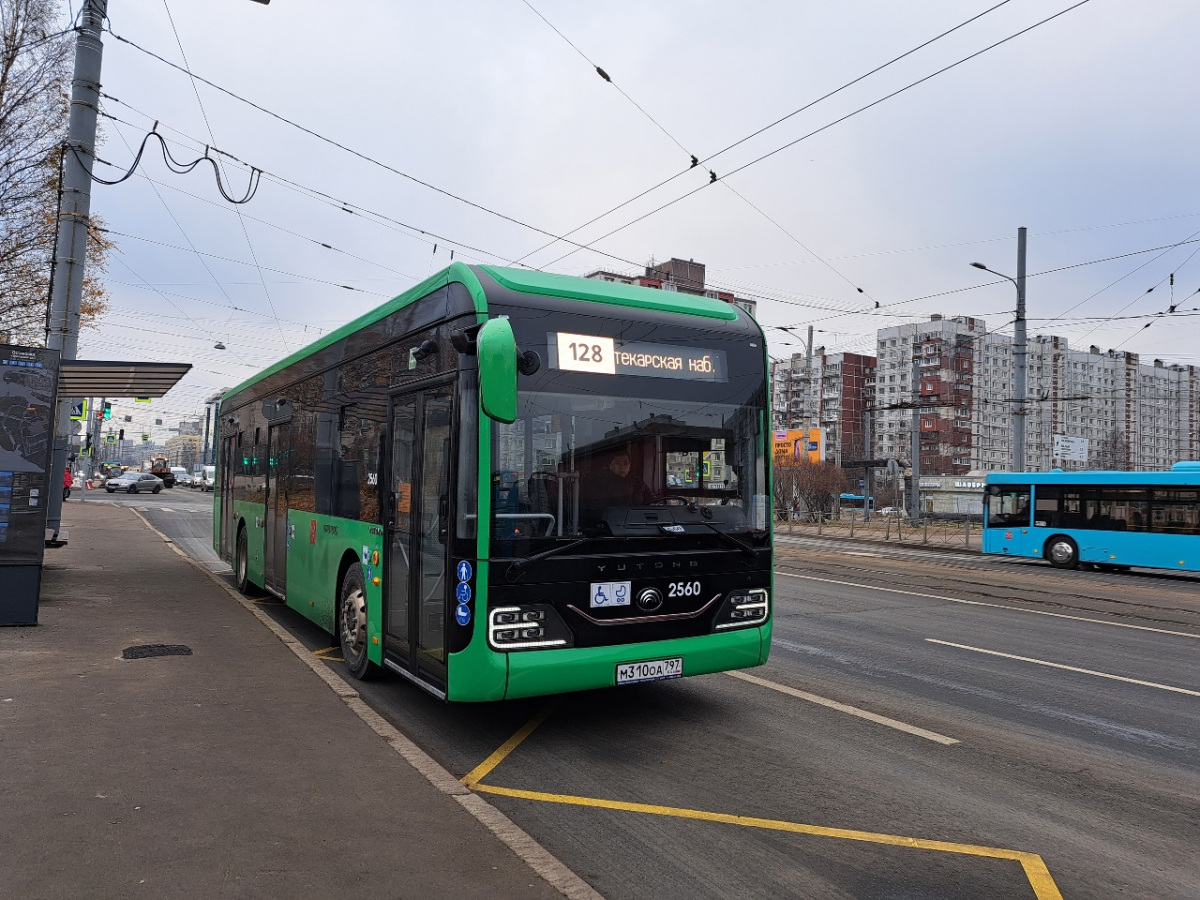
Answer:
222 263 746 404
479 266 740 322
986 464 1200 486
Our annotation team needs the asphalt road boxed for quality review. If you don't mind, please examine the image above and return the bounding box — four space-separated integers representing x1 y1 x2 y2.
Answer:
100 488 1200 900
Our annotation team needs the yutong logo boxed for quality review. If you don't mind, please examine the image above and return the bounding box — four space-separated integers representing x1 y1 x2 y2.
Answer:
595 560 699 574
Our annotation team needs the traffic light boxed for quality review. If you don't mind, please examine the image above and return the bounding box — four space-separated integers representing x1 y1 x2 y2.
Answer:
83 434 91 453
103 402 112 419
118 429 125 441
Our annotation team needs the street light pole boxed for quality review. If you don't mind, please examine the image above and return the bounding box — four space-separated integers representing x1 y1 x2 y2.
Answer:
971 225 1028 472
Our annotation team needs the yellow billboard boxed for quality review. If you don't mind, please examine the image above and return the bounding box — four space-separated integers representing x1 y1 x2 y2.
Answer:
772 428 823 463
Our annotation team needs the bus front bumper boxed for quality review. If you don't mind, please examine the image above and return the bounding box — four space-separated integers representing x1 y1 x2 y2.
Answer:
500 623 771 700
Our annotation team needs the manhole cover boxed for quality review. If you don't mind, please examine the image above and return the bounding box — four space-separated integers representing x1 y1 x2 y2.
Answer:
122 644 193 660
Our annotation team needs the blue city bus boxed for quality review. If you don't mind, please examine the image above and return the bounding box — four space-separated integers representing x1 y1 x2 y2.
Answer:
983 463 1200 572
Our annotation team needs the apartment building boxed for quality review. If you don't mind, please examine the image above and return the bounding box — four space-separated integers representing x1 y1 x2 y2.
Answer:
872 315 984 476
776 312 1200 475
585 257 757 319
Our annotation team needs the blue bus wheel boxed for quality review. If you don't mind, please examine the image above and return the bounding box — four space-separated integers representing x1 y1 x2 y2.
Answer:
1046 536 1079 570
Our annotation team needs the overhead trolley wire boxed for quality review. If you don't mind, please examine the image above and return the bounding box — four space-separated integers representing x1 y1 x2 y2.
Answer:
98 101 509 271
158 0 291 355
103 25 648 272
515 0 1019 272
538 0 1096 273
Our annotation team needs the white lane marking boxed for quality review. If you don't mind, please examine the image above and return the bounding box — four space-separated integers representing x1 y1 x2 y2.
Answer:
843 551 882 558
726 670 960 745
778 572 1200 640
926 639 1200 698
159 508 174 513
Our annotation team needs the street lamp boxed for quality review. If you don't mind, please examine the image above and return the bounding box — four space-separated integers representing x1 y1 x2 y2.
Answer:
969 227 1027 472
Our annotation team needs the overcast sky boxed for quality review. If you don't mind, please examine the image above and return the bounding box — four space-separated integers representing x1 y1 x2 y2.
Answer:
70 0 1200 437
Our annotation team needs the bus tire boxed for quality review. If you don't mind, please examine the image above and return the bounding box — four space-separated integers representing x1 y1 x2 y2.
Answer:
1046 535 1079 570
234 525 255 594
339 564 376 681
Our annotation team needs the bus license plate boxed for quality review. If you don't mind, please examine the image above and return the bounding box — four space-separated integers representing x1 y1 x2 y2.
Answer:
616 657 683 685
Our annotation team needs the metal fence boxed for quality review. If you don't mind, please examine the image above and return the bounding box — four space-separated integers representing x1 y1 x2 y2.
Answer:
775 509 982 550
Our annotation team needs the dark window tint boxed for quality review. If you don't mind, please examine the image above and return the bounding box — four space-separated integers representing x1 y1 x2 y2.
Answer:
987 485 1030 527
1150 488 1200 534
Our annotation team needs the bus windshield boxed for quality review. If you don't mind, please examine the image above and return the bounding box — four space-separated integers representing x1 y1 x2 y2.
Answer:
491 389 767 548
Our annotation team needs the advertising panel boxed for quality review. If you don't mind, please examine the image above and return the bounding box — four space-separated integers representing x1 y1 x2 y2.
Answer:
772 428 823 463
0 343 60 624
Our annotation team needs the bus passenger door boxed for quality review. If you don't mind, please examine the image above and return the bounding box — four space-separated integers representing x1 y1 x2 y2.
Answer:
219 435 236 561
264 422 290 592
385 383 452 689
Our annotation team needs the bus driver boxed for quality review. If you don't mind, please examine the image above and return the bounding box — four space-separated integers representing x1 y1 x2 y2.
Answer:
587 451 651 508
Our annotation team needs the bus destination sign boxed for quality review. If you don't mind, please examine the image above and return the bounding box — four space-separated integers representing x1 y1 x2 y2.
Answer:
552 332 727 383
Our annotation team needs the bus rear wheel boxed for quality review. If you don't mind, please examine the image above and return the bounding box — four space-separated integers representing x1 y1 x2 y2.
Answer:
339 565 376 681
235 526 254 594
1046 536 1079 569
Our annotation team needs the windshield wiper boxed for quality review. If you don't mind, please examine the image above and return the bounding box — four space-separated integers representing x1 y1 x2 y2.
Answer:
505 538 590 582
700 521 758 560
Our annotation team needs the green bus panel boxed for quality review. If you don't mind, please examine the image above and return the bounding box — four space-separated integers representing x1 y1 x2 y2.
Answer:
284 511 384 644
233 500 266 586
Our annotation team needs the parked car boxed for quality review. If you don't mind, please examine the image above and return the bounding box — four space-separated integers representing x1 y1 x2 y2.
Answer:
171 467 192 487
197 465 216 492
105 472 164 494
877 506 906 517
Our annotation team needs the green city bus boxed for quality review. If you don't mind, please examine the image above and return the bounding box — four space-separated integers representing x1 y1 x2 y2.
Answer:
214 263 772 701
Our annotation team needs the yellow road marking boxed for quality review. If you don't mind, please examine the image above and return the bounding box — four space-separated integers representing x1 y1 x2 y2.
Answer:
312 646 344 662
779 571 1200 640
465 699 1062 900
726 670 960 745
927 639 1200 697
471 783 1062 900
461 701 560 789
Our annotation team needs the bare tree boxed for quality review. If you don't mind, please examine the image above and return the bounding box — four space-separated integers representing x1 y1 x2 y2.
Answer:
774 455 847 521
1092 427 1129 471
0 0 110 346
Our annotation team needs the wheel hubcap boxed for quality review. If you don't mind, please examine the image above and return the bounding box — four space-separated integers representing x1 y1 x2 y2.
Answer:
341 588 367 659
1050 542 1073 564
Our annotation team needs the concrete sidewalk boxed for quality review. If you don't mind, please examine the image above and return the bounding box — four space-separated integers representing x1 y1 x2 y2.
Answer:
0 501 588 900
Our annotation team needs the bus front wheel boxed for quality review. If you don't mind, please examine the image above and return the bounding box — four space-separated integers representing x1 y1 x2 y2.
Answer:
339 565 376 681
1046 536 1079 570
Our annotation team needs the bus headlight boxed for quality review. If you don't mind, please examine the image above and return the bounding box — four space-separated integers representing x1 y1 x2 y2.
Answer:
714 588 769 630
488 604 572 650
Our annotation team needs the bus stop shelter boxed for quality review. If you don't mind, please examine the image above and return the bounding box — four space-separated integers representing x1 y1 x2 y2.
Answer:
1 351 191 626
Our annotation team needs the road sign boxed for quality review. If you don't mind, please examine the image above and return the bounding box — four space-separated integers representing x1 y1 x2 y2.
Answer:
104 434 116 444
69 400 88 420
1053 434 1089 462
141 433 150 442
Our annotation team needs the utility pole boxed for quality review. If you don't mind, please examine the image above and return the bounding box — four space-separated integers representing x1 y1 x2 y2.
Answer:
43 0 107 541
907 353 921 521
863 406 873 523
1013 226 1027 472
202 404 212 466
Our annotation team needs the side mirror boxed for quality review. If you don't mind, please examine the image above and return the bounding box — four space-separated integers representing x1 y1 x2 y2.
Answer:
477 317 518 424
